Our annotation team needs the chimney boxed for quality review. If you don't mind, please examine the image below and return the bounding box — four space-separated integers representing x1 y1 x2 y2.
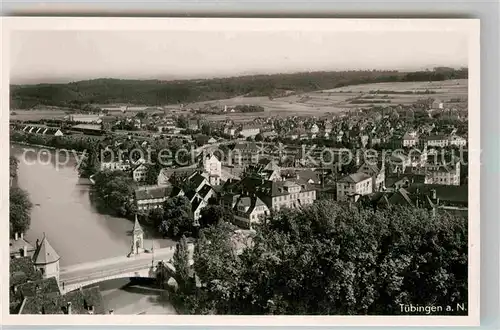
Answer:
67 302 72 314
20 232 24 240
23 245 27 257
109 309 114 315
15 232 18 241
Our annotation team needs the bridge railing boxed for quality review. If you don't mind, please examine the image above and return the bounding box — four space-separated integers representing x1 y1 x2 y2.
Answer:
61 262 157 285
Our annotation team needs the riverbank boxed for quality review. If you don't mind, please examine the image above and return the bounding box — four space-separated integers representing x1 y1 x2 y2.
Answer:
11 141 85 155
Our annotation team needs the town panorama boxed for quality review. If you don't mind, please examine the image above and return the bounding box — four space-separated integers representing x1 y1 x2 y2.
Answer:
9 68 469 315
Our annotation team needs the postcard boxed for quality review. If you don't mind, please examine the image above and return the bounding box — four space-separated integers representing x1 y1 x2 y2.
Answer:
2 17 480 326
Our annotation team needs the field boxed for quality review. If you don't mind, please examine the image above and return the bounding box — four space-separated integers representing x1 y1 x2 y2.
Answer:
10 79 468 123
10 109 69 121
189 79 468 122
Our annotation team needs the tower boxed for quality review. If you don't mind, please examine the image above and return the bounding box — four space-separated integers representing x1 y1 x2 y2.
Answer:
33 234 60 283
129 215 144 256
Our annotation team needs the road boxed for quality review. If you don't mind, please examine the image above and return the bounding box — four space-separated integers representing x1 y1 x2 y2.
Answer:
60 247 178 285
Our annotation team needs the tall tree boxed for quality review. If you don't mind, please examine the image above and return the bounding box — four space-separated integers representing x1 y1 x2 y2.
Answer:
173 236 191 290
9 187 33 236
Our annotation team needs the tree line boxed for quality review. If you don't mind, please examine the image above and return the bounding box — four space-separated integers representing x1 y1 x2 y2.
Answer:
10 69 467 109
9 156 33 237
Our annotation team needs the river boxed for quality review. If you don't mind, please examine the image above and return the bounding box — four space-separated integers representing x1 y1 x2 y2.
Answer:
11 144 177 314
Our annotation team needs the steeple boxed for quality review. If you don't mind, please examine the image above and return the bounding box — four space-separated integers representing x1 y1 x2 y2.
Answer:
133 214 143 235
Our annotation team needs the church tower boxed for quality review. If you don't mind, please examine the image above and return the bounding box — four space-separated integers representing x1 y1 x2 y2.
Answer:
129 215 145 256
33 235 61 283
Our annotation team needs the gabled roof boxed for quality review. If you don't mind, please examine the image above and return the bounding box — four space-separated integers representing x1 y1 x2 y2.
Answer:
16 277 60 299
33 236 60 265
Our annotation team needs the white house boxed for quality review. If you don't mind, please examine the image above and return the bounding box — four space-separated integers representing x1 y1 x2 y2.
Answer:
336 172 373 201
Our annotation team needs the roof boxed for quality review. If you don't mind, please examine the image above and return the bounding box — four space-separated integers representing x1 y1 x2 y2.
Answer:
71 124 102 131
406 184 468 205
10 237 35 256
16 277 61 299
133 215 144 234
338 172 372 184
33 236 60 265
19 286 105 314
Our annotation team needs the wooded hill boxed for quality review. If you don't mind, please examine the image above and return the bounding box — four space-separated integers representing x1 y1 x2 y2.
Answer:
10 68 468 109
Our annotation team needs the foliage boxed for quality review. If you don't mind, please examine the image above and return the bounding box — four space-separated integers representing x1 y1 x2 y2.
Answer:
175 201 467 315
160 196 194 238
199 205 225 228
10 187 33 236
144 163 162 185
91 171 137 216
9 156 19 179
173 236 192 291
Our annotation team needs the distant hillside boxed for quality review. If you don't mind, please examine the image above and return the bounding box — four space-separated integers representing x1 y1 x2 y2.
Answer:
10 68 467 109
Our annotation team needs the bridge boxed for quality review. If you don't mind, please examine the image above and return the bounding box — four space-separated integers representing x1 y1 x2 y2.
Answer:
59 245 194 294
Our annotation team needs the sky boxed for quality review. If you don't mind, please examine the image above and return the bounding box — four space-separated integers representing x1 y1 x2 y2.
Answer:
10 30 469 84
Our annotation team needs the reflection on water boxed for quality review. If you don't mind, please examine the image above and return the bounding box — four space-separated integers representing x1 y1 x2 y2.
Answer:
11 145 174 267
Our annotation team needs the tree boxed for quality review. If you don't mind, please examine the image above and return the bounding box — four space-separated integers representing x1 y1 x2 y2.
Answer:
254 133 263 142
160 196 194 237
199 205 224 228
173 236 191 290
10 187 33 236
144 164 161 185
92 171 137 216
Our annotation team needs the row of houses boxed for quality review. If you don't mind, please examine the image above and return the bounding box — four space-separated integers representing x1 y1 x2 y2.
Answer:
403 132 467 148
22 125 63 136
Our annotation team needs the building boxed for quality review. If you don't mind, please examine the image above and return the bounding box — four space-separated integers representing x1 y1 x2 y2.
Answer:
230 142 262 166
188 119 200 130
336 172 373 201
134 185 173 211
244 159 282 182
238 124 261 138
431 99 444 110
70 124 104 136
424 161 461 186
425 134 449 148
10 232 36 259
402 131 419 147
448 134 467 147
233 196 270 229
356 161 385 192
200 153 222 186
310 124 319 134
69 114 102 123
221 177 317 219
100 160 131 172
132 163 148 182
32 236 61 284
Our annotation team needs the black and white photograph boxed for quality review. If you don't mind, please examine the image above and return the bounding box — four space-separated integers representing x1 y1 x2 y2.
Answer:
2 18 480 326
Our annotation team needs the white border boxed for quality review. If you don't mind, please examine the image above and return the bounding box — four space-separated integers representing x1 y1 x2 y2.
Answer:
0 17 480 326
